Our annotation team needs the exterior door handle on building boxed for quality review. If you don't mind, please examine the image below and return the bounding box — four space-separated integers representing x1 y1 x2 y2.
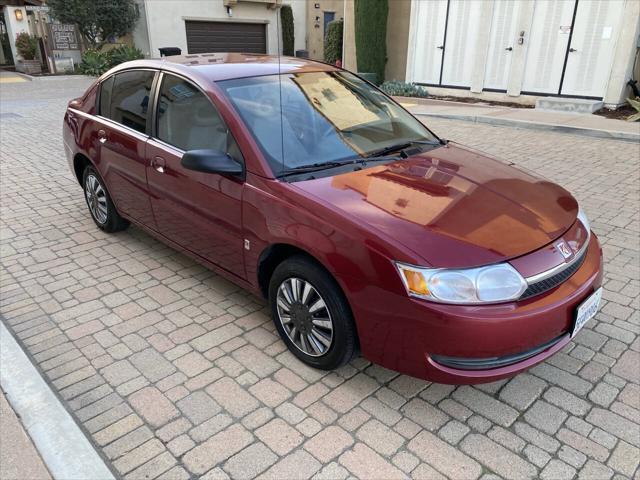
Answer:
97 129 107 144
505 47 513 51
437 45 444 50
569 48 577 52
151 156 166 174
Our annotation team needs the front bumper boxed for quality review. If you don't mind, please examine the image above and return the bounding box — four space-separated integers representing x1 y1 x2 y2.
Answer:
345 233 603 384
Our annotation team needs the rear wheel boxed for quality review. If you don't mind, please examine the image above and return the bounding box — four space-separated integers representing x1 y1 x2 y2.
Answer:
269 255 357 370
82 166 129 233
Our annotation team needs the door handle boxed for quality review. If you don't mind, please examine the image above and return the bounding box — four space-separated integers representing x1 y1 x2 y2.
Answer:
151 156 166 174
505 47 513 51
97 129 107 144
437 45 444 50
569 48 577 52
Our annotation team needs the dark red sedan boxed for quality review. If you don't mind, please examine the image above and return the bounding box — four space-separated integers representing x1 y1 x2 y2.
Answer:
63 53 603 384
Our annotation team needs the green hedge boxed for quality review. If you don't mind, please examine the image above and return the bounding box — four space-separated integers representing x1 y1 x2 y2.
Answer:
280 5 294 56
354 0 388 84
324 19 343 64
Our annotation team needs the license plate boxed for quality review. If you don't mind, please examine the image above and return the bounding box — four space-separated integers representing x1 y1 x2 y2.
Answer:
572 288 603 338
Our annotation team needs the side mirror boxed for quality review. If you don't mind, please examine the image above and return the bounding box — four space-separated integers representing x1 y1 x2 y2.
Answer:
181 149 243 177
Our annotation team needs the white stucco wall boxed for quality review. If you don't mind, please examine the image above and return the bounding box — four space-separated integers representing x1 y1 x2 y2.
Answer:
140 0 306 57
2 6 30 62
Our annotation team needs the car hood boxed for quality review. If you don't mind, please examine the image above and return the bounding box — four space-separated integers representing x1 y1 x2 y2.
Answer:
292 143 578 268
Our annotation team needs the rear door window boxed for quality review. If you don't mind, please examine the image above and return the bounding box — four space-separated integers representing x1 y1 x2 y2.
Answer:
104 70 155 134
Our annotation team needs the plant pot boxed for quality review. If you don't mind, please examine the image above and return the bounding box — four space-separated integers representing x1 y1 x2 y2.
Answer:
16 59 42 75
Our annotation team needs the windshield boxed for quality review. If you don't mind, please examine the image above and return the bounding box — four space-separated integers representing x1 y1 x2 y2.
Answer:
218 71 439 176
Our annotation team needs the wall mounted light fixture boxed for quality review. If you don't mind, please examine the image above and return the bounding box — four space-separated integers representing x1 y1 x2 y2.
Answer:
15 9 24 21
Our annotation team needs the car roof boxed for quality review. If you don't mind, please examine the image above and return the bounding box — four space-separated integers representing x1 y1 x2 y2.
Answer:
117 53 339 82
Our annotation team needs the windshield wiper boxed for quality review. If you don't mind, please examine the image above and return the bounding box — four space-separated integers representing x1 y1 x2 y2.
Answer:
366 139 441 158
277 160 355 177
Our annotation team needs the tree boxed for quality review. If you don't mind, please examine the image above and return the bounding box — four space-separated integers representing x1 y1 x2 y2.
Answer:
280 5 294 56
48 0 139 49
354 0 388 84
324 19 343 65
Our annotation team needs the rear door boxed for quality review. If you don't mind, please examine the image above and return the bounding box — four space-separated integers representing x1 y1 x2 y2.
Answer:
96 70 156 227
185 21 267 54
146 72 246 276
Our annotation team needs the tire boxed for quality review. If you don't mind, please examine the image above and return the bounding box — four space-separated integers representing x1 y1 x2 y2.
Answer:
82 166 129 233
269 255 358 370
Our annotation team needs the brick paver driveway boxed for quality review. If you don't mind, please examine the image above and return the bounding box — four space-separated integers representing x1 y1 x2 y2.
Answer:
1 76 639 480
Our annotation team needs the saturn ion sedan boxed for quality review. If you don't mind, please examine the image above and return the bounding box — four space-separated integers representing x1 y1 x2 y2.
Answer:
63 53 603 384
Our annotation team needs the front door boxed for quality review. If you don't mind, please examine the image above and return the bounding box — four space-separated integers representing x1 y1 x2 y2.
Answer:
411 0 448 85
560 0 624 98
521 0 576 95
440 0 483 87
146 72 245 277
483 0 522 91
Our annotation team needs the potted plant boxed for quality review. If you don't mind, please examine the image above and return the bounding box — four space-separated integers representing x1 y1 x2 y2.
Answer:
15 32 41 74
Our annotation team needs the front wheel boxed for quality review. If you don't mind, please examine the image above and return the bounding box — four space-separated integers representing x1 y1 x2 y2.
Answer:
269 255 358 370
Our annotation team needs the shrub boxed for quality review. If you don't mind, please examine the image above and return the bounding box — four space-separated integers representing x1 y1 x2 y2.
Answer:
15 32 38 60
324 19 343 65
78 49 110 76
280 5 294 56
380 81 428 98
78 45 143 76
108 44 143 67
354 0 388 84
628 97 640 122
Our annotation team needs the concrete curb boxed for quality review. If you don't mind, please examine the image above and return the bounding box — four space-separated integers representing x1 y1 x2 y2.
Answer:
415 112 640 143
0 321 116 480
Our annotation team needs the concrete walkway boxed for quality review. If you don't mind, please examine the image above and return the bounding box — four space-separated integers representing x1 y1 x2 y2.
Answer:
0 70 29 84
0 392 52 480
400 97 640 142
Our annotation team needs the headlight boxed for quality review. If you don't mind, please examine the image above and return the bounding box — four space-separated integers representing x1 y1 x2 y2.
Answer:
577 206 591 235
395 262 527 304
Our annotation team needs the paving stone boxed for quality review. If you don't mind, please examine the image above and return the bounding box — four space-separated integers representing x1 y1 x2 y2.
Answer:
206 377 260 418
523 400 568 435
323 373 379 413
182 424 253 475
249 378 292 408
453 386 519 427
586 408 640 447
176 391 221 424
579 460 614 480
129 348 176 383
339 443 406 480
460 434 537 480
129 387 179 428
256 419 304 455
540 459 576 480
401 398 449 431
408 431 482 479
223 442 278 480
259 449 321 480
556 428 609 462
173 350 211 377
607 440 639 477
543 386 591 415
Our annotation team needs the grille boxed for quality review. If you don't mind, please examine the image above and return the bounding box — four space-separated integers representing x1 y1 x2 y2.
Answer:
519 248 588 301
431 334 566 370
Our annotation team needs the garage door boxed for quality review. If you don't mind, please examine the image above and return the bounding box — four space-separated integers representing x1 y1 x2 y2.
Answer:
185 21 267 54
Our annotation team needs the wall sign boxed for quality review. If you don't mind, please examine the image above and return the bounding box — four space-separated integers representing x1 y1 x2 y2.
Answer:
48 24 79 50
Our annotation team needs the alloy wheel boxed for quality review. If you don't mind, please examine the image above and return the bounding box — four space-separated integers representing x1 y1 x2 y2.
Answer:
276 277 334 357
84 174 108 225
